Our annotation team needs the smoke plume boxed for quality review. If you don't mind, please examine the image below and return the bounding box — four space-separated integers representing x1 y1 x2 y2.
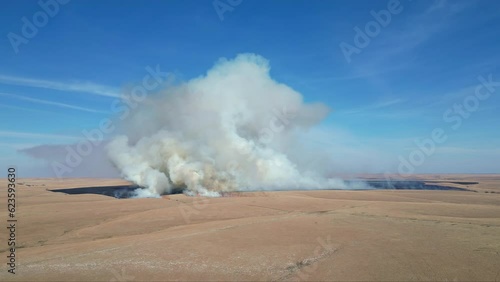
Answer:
107 54 368 197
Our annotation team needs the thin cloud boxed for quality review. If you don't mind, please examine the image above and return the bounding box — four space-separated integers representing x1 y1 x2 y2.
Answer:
0 103 57 114
0 74 120 98
426 0 470 15
0 92 109 114
303 64 410 82
0 142 39 150
437 146 500 155
339 99 405 115
0 130 80 141
350 0 472 74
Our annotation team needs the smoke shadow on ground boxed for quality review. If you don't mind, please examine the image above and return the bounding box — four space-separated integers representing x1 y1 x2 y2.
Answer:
50 185 141 198
49 180 472 199
50 185 185 198
360 180 473 191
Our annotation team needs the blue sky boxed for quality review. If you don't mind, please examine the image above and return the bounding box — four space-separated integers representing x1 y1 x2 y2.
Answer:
1 0 499 176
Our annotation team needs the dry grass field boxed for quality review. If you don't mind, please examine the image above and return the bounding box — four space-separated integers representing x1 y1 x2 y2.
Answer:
1 175 499 281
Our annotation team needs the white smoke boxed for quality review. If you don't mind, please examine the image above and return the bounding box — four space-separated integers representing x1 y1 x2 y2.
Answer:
107 54 369 197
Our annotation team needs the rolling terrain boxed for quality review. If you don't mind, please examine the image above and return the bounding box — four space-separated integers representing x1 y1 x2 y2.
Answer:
1 175 499 281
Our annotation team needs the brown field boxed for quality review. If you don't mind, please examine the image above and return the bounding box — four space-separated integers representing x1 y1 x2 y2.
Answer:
1 175 500 281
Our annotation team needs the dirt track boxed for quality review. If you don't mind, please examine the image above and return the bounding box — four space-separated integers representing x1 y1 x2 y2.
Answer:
1 175 499 281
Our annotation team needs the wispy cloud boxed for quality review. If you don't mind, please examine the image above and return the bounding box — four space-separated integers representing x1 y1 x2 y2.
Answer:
378 0 470 56
0 74 120 98
0 103 56 114
437 146 500 155
0 92 109 114
0 130 80 141
0 142 39 150
346 0 472 80
426 0 470 15
338 99 405 115
298 64 410 83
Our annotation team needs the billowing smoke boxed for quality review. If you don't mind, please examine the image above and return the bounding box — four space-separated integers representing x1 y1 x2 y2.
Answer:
107 54 368 197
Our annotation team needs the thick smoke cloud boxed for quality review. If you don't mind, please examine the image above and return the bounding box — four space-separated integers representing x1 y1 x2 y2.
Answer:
107 54 368 197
